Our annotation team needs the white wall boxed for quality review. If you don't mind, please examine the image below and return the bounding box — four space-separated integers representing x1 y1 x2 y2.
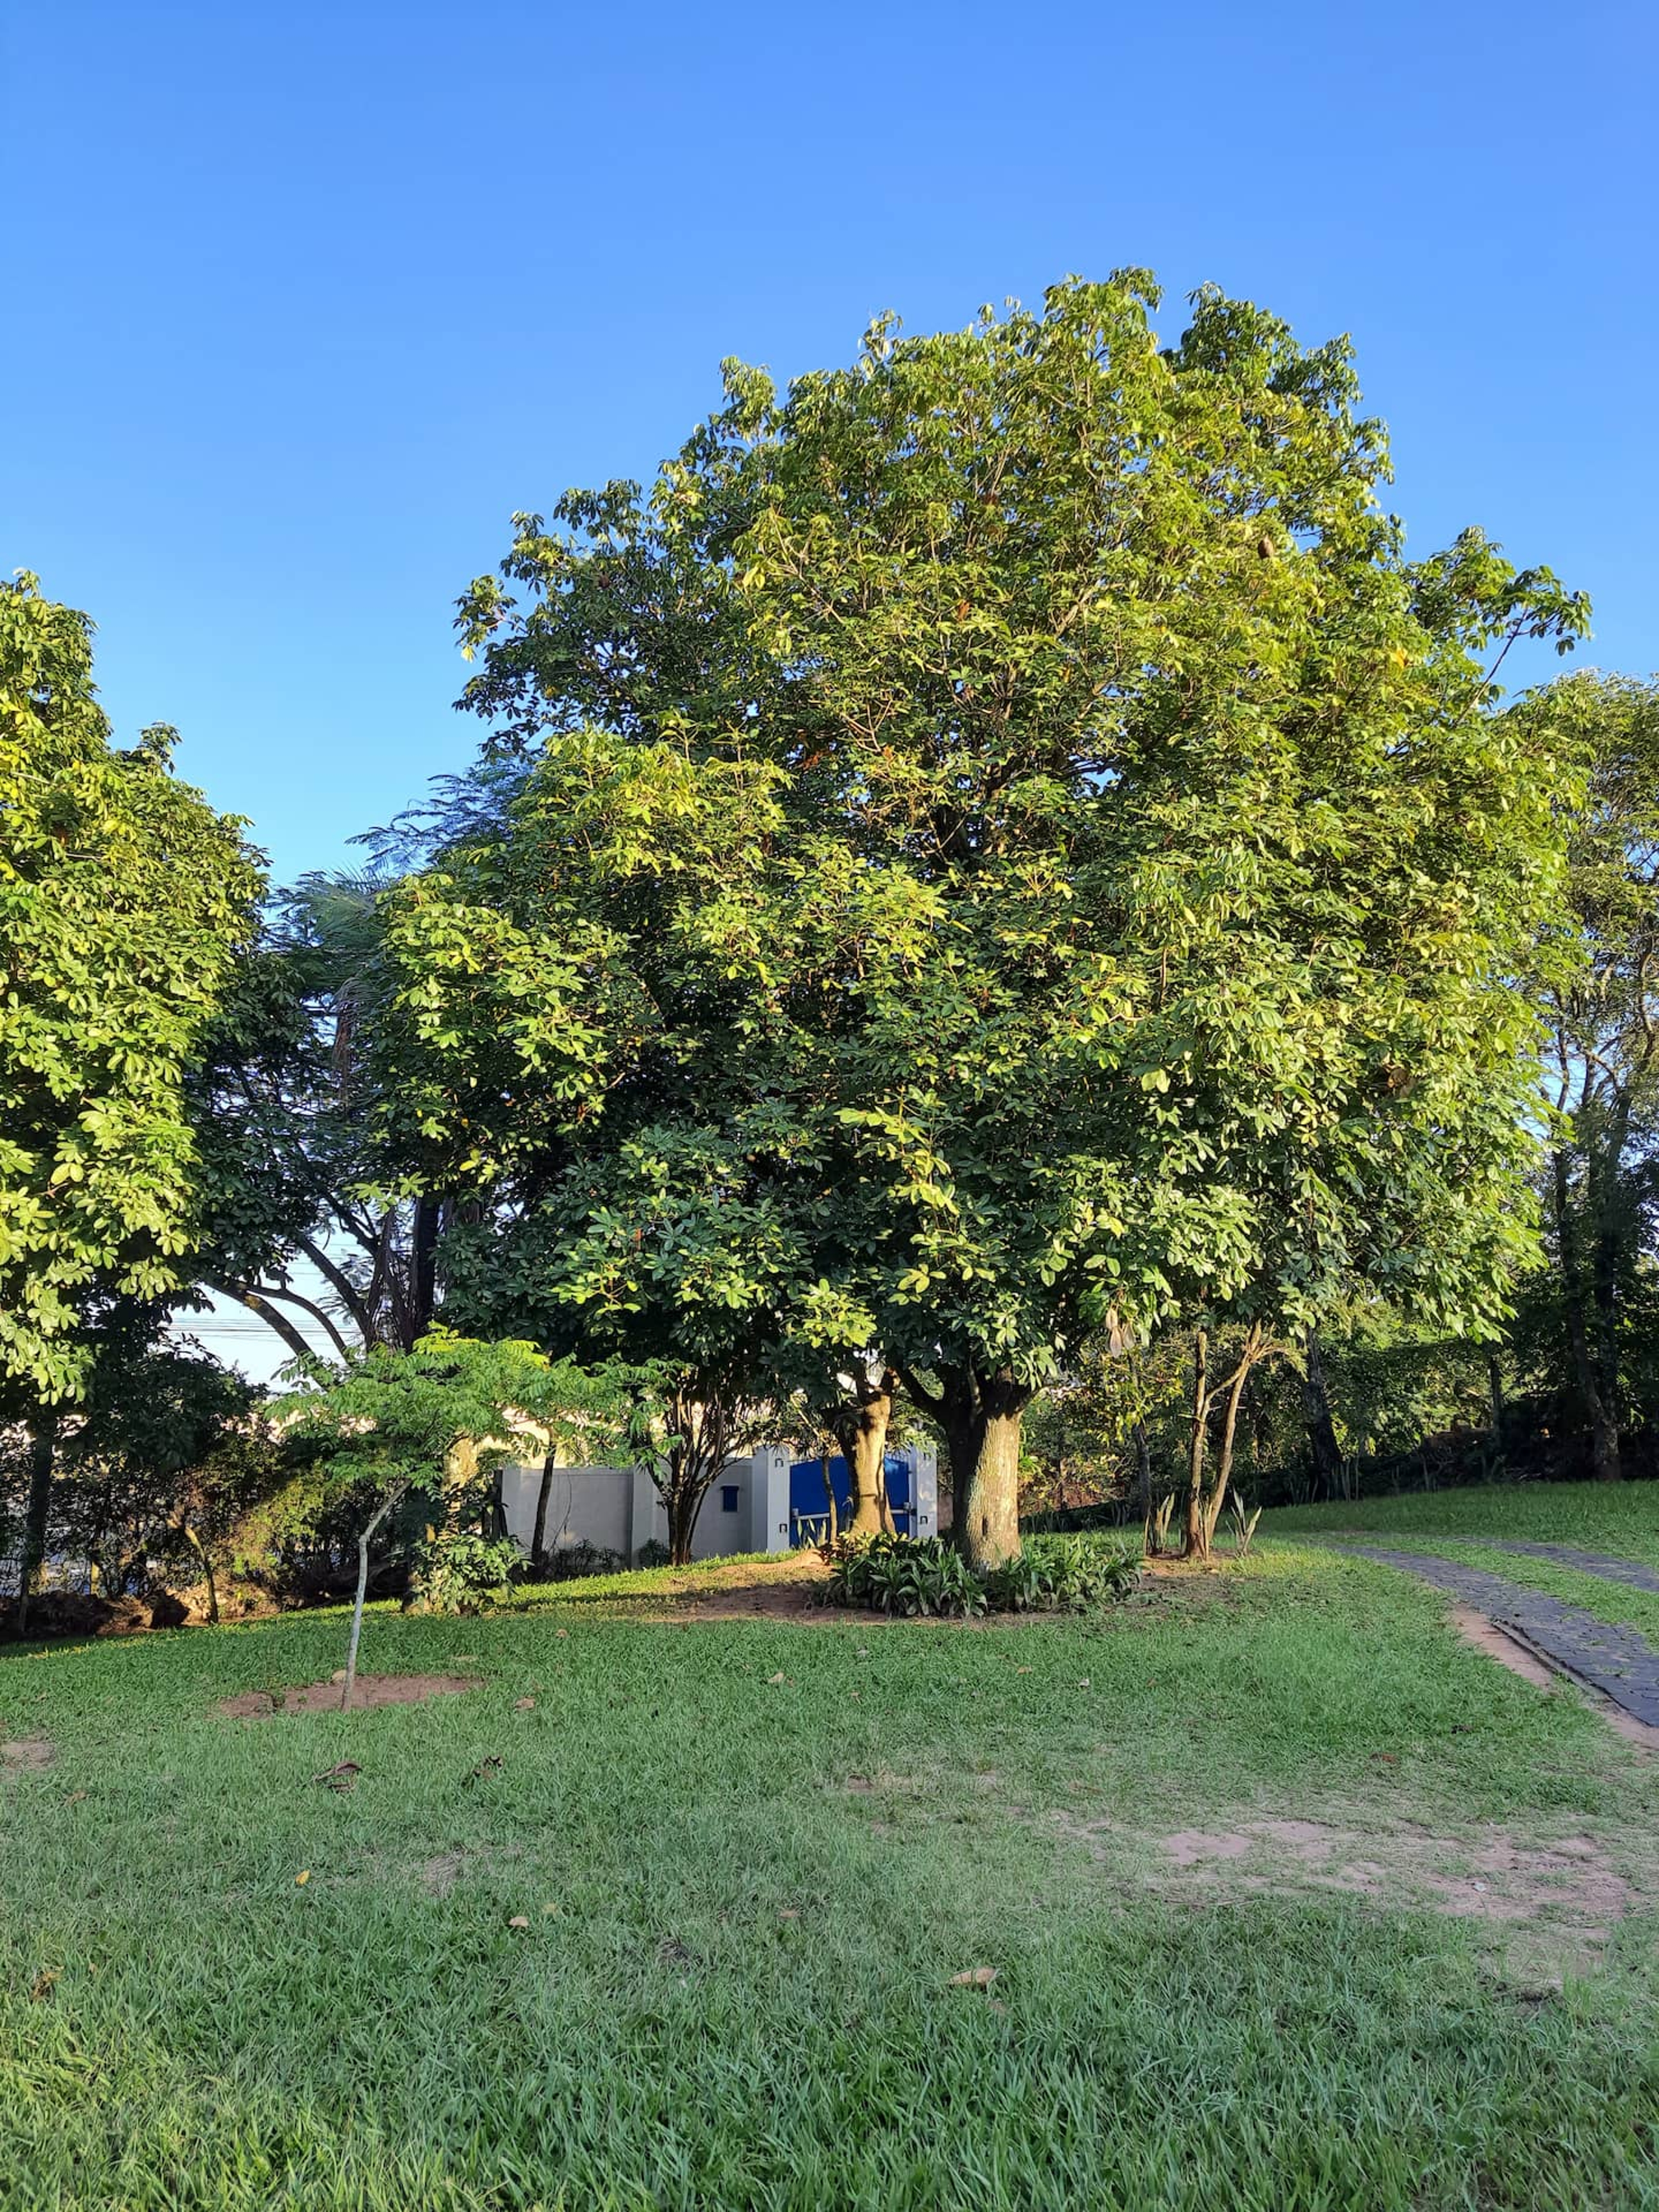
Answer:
499 1462 634 1560
499 1452 786 1565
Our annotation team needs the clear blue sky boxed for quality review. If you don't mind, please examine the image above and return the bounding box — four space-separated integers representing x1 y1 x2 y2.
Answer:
5 0 1655 888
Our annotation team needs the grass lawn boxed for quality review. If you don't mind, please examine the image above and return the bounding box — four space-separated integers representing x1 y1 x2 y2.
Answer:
1265 1475 1659 1565
5 1526 1659 2210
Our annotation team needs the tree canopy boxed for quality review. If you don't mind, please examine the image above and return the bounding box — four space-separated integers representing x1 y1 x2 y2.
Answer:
0 576 262 1406
374 274 1588 1563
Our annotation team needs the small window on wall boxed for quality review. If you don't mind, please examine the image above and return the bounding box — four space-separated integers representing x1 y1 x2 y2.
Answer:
721 1484 741 1513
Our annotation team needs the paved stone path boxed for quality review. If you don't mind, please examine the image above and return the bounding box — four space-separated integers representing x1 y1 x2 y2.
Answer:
1346 1546 1659 1727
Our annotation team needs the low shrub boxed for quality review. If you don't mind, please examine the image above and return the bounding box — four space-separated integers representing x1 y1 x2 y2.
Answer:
822 1531 1139 1618
415 1531 521 1615
634 1538 673 1570
823 1532 986 1618
546 1539 628 1582
984 1532 1141 1612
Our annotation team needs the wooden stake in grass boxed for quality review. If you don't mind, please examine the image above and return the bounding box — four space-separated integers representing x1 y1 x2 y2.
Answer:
343 1486 406 1711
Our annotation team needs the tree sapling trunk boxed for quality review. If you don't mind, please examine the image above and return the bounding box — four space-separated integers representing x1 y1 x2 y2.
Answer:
531 1447 558 1569
343 1487 404 1710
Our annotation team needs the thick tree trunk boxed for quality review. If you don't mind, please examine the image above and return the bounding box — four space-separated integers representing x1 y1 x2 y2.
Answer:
940 1372 1028 1572
838 1380 894 1536
1554 1149 1621 1481
410 1196 441 1342
13 1417 57 1638
1300 1332 1343 1500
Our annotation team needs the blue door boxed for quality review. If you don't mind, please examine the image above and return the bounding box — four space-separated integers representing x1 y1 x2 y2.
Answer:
787 1452 914 1546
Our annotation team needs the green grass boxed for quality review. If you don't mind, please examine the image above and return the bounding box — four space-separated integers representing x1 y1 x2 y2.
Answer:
4 1538 1659 2210
1265 1476 1659 1564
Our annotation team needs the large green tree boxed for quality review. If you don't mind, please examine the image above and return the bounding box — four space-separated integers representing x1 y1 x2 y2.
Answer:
0 577 261 1621
188 871 452 1366
382 275 1585 1567
1516 672 1659 1480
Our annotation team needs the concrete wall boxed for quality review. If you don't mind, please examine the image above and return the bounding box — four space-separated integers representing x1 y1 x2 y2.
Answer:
499 1462 636 1559
501 1445 930 1566
499 1452 788 1566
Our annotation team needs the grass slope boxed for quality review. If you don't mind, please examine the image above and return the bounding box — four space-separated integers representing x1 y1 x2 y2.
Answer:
3 1541 1658 2211
1265 1478 1659 1565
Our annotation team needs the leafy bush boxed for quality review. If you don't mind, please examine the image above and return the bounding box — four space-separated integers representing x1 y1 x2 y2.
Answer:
985 1533 1141 1612
823 1532 1138 1618
823 1532 986 1618
544 1538 628 1583
415 1531 521 1615
634 1538 672 1570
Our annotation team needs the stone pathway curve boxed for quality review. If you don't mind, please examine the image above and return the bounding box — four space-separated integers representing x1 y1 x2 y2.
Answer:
1346 1546 1659 1727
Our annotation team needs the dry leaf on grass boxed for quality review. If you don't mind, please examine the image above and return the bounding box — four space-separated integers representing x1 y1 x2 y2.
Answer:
508 1915 530 1929
30 1969 60 2002
294 1870 311 1887
514 1697 535 1710
949 1966 998 1988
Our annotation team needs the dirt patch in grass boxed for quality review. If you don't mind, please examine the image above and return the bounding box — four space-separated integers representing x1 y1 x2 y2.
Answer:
638 1550 833 1621
1 1738 56 1775
1450 1604 1558 1693
217 1673 480 1719
1055 1803 1638 1948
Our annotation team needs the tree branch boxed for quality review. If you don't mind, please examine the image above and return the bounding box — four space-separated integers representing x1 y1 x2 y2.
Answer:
294 1233 378 1347
209 1280 326 1367
895 1363 947 1425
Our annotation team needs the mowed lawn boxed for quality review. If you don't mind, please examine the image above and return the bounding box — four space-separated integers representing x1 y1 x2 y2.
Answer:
5 1524 1659 2211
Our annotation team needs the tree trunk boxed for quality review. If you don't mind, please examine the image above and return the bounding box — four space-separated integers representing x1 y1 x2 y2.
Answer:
1133 1421 1153 1542
182 1525 219 1624
1199 1335 1257 1554
1300 1332 1343 1500
820 1451 839 1547
1587 1124 1627 1451
410 1196 441 1343
942 1373 1028 1572
1182 1331 1209 1558
1554 1148 1620 1481
834 1373 896 1535
13 1417 57 1638
531 1448 559 1569
666 1479 702 1567
343 1487 402 1709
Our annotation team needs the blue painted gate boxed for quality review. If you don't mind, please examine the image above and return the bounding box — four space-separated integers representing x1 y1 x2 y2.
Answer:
787 1452 914 1547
